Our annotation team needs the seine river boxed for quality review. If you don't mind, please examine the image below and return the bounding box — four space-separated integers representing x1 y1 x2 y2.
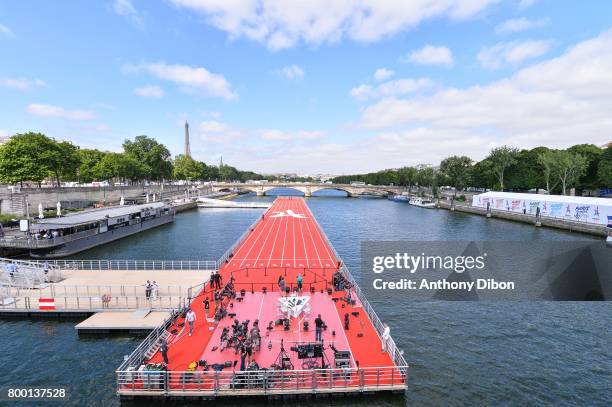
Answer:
1 190 610 406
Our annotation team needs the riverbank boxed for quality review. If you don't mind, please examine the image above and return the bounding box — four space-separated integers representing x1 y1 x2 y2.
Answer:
437 200 609 237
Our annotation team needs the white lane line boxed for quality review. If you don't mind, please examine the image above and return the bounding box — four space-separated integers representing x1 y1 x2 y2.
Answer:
253 199 286 268
304 203 336 265
237 203 279 268
297 202 310 271
266 199 286 269
303 208 324 269
256 293 266 320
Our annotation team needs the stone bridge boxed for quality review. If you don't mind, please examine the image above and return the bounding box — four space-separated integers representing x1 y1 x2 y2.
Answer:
208 182 402 197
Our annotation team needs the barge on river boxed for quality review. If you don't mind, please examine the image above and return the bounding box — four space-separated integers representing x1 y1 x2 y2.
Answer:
0 202 174 258
117 197 408 400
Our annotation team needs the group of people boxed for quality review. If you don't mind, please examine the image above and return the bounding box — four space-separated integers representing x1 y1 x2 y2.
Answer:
277 273 304 293
35 229 61 240
209 271 223 290
219 318 262 371
145 280 159 300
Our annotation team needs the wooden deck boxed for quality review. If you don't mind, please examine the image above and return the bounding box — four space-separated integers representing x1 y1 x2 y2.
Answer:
75 310 171 333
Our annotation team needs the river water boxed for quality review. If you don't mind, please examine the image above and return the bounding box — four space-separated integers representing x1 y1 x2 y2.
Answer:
1 190 610 406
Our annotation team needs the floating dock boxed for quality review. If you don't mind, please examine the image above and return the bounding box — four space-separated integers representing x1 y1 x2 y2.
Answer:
75 310 171 334
117 197 407 400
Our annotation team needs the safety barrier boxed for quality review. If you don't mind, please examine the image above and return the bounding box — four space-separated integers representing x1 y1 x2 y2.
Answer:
116 365 407 396
3 283 188 299
39 259 218 271
0 295 188 311
0 258 62 288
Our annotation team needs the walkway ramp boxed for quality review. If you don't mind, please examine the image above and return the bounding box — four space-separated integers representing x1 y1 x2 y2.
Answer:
75 311 170 334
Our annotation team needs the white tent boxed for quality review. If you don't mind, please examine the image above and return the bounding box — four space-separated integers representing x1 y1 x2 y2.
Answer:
472 192 612 226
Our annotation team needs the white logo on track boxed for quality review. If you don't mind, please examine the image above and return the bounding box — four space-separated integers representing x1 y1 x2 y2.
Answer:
270 210 307 219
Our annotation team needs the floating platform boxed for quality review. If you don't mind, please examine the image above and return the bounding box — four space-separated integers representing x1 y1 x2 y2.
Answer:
75 310 171 334
117 198 407 399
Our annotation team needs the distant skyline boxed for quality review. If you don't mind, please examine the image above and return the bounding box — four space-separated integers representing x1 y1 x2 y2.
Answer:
1 1 611 174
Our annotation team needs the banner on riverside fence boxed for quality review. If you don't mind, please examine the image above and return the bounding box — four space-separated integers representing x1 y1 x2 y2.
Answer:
471 192 612 226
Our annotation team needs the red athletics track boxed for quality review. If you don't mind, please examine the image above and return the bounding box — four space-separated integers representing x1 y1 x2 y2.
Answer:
148 197 394 373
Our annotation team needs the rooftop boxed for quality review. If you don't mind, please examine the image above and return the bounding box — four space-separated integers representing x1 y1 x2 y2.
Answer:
34 202 167 228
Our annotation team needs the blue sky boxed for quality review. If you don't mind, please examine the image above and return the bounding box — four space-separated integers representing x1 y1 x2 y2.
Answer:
1 0 611 174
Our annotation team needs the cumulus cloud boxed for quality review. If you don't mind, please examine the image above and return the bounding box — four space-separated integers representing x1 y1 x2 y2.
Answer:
495 17 549 34
373 68 395 81
477 40 552 69
26 103 94 120
272 65 304 80
404 45 454 66
169 0 497 51
354 30 612 166
518 0 538 8
123 62 237 100
134 84 164 98
2 78 46 90
349 78 433 101
0 23 14 37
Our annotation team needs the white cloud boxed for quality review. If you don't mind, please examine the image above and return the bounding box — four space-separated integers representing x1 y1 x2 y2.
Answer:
169 0 497 51
134 84 164 98
518 0 538 8
373 68 395 81
0 23 14 38
26 103 94 120
495 17 549 34
349 78 433 101
2 78 46 90
113 0 144 28
354 30 612 165
123 62 237 100
404 45 454 66
273 65 304 80
259 129 324 141
477 40 552 69
200 120 229 133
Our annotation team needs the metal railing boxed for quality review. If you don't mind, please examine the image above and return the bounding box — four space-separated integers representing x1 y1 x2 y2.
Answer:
116 365 406 396
304 204 409 369
0 295 188 311
218 213 265 266
116 198 409 397
38 259 219 271
0 228 99 248
3 283 189 299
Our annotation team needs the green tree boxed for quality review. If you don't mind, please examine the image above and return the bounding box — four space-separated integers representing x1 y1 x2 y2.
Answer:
123 135 172 180
597 147 612 188
202 164 220 181
567 144 604 191
0 132 58 186
537 150 561 194
95 152 145 182
47 141 80 186
505 147 547 192
439 156 473 196
173 154 204 182
219 164 239 181
77 149 105 183
487 146 519 191
555 151 588 195
416 167 436 188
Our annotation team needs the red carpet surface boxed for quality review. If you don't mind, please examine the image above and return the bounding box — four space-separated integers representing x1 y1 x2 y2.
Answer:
149 197 396 376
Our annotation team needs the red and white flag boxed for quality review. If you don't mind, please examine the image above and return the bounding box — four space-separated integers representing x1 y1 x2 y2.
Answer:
38 298 55 310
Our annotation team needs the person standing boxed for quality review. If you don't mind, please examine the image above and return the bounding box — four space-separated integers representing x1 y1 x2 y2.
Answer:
278 276 286 293
314 314 324 342
160 338 169 365
239 343 247 371
145 280 152 300
151 281 159 301
209 271 216 289
382 323 391 353
203 297 210 318
296 273 303 293
43 260 49 275
216 272 223 289
186 308 196 337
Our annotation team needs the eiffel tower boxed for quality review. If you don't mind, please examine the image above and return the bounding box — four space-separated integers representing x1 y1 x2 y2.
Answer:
184 120 191 158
